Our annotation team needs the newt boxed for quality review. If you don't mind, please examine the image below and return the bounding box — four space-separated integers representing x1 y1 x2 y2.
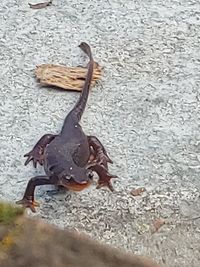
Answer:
16 42 117 212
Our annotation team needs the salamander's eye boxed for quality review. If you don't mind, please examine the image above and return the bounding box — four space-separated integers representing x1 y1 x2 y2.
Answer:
49 166 54 172
88 171 93 179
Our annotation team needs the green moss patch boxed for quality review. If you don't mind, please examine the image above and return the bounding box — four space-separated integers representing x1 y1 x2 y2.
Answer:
0 202 24 225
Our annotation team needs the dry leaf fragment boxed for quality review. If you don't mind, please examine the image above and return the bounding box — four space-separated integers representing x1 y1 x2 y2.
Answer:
29 0 53 9
35 63 102 91
130 187 146 196
151 218 166 234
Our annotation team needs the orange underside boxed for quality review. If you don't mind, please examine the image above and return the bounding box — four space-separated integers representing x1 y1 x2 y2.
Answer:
63 181 92 192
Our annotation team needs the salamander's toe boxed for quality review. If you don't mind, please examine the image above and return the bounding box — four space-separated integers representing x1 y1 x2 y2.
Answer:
96 171 118 192
96 181 114 192
16 198 39 213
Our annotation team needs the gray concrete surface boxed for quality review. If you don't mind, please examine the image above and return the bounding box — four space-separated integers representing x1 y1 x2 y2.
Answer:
0 0 200 266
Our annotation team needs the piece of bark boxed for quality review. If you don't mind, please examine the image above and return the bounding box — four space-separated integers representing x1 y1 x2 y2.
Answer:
29 0 52 9
130 187 146 196
35 63 102 91
0 203 166 267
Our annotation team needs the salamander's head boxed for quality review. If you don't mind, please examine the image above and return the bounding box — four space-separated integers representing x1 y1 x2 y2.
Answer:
60 166 93 188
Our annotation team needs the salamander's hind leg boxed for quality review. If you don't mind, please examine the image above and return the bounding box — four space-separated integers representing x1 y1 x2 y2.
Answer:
16 175 58 212
87 135 113 169
24 134 57 168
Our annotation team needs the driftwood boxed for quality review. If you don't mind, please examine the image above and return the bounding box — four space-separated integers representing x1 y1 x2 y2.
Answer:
35 62 102 91
0 203 165 267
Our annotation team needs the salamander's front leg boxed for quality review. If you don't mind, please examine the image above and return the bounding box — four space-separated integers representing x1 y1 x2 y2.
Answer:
87 163 117 192
16 175 58 212
87 136 113 169
24 134 57 168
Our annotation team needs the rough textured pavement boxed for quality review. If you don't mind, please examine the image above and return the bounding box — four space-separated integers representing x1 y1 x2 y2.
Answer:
0 1 200 266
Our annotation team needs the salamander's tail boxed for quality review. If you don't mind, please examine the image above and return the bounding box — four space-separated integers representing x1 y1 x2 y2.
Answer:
79 42 93 60
66 42 94 122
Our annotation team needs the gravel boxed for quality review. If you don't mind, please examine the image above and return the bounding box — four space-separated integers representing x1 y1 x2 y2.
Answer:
0 1 200 266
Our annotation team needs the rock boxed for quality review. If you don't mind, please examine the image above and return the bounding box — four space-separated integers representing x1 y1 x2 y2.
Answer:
0 203 164 267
